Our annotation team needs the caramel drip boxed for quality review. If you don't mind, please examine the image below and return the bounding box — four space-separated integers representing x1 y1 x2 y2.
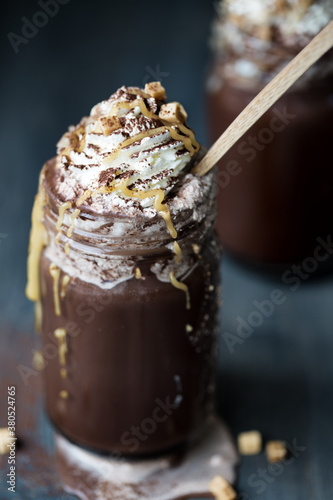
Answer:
65 242 70 255
34 301 43 334
55 201 72 244
110 99 156 119
192 243 200 255
118 181 177 239
159 211 177 239
173 241 182 264
54 328 68 379
95 180 177 239
61 126 86 159
168 127 195 156
134 267 142 279
76 189 92 207
59 390 68 399
33 350 45 371
26 181 48 302
49 263 61 316
60 275 70 299
177 123 200 153
169 271 191 310
67 209 81 238
103 126 168 163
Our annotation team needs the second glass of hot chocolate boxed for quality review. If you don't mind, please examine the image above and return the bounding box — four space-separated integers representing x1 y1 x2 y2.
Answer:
26 82 221 455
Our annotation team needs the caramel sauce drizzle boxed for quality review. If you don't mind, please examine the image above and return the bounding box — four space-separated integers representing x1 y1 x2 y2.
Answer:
55 201 72 244
32 350 45 371
96 180 178 239
134 267 142 279
110 98 155 120
49 263 61 316
54 328 68 379
169 271 191 310
26 173 50 333
34 300 43 334
173 241 182 264
102 126 168 164
76 189 92 207
67 209 81 238
60 275 70 299
26 181 48 302
119 182 177 238
60 126 86 159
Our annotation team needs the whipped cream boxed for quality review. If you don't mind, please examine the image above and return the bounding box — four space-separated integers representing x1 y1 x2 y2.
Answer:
217 0 333 42
210 0 333 85
55 85 199 212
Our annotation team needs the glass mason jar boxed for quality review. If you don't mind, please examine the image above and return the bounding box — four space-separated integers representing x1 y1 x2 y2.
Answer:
206 3 333 264
207 71 333 263
39 158 221 456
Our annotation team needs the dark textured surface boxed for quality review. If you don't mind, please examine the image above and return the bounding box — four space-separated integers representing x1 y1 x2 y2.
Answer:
2 256 333 499
1 0 333 498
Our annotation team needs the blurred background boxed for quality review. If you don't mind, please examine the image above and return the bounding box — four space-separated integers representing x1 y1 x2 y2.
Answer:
1 0 333 498
0 0 213 327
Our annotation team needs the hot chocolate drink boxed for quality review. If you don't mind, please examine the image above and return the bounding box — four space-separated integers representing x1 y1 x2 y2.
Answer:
26 83 221 455
207 0 333 263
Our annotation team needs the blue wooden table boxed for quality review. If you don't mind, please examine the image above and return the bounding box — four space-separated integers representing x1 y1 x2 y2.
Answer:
1 255 333 499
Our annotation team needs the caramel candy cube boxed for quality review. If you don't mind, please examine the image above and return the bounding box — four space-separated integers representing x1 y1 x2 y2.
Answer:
238 430 262 455
0 428 11 455
266 440 287 463
209 475 237 500
144 81 166 100
99 116 121 136
159 102 187 124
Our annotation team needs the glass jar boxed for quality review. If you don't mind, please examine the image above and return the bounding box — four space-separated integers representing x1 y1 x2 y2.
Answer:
206 71 333 263
39 159 221 455
206 0 333 264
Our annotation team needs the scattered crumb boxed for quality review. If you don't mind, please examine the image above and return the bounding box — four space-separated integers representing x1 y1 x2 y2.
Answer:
238 430 262 455
266 440 287 463
209 475 237 500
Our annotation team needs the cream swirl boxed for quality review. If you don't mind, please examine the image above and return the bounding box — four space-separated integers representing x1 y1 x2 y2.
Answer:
54 84 200 212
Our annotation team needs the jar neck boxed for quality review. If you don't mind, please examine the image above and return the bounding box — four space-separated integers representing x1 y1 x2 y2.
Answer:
43 202 216 260
42 162 218 259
